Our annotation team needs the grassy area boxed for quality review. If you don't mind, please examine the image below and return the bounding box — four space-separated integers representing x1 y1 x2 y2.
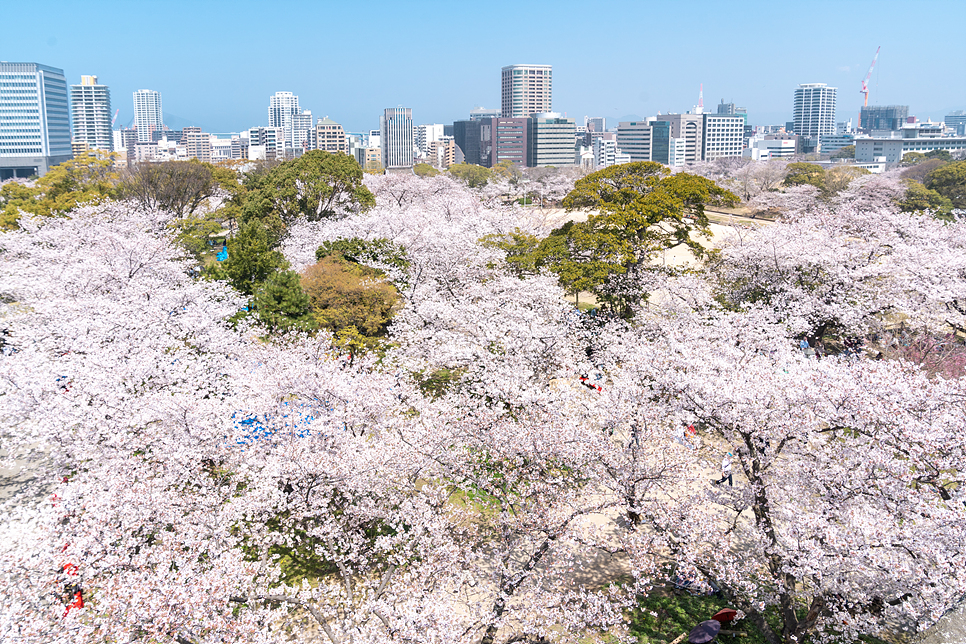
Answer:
629 589 771 644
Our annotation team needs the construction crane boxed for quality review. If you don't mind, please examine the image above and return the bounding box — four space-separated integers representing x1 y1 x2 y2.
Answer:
110 108 120 127
860 46 881 108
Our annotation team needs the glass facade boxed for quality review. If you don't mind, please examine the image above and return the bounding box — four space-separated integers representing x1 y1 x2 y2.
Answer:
0 62 72 178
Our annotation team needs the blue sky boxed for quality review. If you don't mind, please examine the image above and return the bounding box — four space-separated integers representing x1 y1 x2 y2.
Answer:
4 0 964 134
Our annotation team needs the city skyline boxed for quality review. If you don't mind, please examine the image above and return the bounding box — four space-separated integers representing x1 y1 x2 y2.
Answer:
3 0 964 135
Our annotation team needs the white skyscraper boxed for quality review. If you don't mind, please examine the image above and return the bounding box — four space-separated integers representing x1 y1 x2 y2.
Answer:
793 83 837 138
268 91 303 150
133 89 163 143
380 107 414 170
70 75 113 154
0 62 72 179
501 64 552 118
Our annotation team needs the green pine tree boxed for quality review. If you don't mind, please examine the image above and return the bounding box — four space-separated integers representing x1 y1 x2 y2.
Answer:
222 220 288 296
253 270 316 333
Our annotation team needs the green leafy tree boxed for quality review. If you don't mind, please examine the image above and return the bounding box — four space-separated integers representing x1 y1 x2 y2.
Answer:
413 163 439 177
831 145 855 159
901 152 927 166
258 151 375 225
783 162 826 188
924 160 966 209
898 182 954 216
822 165 869 195
924 149 954 162
222 220 289 296
253 270 316 333
1 152 120 228
447 163 491 188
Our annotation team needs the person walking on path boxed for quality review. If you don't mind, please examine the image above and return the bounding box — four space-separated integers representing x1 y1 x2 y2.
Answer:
714 452 733 486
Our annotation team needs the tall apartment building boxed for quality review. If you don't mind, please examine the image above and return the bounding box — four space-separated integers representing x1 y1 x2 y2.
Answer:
0 62 72 179
133 89 163 143
501 64 552 118
315 117 347 154
380 107 414 170
527 114 576 167
181 126 211 162
793 83 836 152
268 91 309 151
859 105 909 132
290 110 314 152
70 75 113 155
428 137 457 169
701 114 745 161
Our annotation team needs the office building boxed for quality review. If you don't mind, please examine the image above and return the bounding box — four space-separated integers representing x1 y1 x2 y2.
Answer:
819 134 854 155
268 91 299 129
481 117 528 167
133 89 163 143
743 136 798 161
316 117 347 154
453 119 483 165
859 105 908 132
793 83 836 152
947 111 966 136
70 75 113 155
501 64 552 117
528 113 576 167
380 107 414 170
0 62 72 179
617 121 654 162
702 114 745 161
657 113 705 163
854 130 966 164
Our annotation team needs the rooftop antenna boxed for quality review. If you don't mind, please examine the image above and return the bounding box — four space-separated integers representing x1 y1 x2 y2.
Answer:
697 84 704 114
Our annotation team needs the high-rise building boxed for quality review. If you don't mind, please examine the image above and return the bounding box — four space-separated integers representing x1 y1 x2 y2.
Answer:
268 91 300 129
501 64 552 118
793 83 837 150
0 62 72 179
316 117 347 154
380 107 414 170
70 75 113 155
290 110 313 152
248 126 285 161
947 111 966 136
528 113 576 167
586 117 606 133
859 105 909 132
133 89 163 143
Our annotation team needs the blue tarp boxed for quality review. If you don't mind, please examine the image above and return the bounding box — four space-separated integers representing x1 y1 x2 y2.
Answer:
216 247 228 262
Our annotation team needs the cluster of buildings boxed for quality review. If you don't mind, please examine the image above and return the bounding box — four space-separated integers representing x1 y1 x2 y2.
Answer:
2 60 965 181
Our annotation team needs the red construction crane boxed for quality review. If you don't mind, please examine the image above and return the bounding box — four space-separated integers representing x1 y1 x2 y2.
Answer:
110 108 120 127
860 46 881 108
